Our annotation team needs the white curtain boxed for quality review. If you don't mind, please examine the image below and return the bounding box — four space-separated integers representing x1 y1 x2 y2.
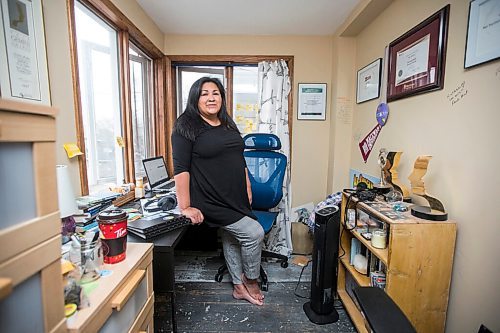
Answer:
257 59 292 257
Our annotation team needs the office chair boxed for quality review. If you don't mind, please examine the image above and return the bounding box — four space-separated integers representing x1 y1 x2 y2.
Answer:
215 133 289 291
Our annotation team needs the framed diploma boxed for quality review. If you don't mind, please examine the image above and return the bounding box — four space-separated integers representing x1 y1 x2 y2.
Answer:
0 0 50 105
356 58 382 104
297 83 327 120
465 0 500 68
387 5 449 102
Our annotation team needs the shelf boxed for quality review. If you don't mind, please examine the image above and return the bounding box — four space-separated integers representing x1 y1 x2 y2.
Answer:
340 192 457 333
0 98 57 117
352 229 388 265
340 256 370 287
337 290 368 333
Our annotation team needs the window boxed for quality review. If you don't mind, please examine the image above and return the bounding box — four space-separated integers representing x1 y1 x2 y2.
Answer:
74 2 124 192
174 64 260 135
129 44 154 178
70 0 165 195
233 66 259 134
176 66 225 117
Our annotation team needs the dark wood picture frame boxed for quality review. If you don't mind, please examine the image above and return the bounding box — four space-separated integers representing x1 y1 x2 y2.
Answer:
387 5 450 102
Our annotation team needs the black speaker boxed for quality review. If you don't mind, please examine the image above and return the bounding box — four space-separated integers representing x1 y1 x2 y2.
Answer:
303 205 340 324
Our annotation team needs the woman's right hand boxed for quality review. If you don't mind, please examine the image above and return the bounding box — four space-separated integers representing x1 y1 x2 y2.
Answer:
181 207 204 225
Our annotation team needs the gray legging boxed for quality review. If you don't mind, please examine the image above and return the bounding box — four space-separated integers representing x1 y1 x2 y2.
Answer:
220 216 264 285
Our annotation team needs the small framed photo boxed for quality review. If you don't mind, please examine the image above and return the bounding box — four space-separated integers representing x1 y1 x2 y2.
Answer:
387 5 450 102
464 0 500 68
356 58 382 104
0 0 51 105
297 83 327 120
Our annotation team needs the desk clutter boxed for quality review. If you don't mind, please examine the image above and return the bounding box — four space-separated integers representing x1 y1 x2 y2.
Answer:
61 185 188 325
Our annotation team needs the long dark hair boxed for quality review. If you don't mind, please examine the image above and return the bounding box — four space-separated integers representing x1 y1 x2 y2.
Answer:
173 77 239 141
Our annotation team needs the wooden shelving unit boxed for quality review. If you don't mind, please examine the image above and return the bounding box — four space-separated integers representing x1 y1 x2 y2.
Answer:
338 192 457 333
0 99 154 333
0 99 65 332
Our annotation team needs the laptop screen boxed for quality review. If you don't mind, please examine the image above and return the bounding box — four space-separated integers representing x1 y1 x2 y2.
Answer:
142 157 170 189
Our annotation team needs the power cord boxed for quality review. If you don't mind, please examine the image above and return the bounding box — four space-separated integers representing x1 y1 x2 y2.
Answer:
294 258 345 311
294 259 312 299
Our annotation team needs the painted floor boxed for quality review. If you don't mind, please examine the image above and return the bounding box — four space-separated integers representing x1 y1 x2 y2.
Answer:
154 251 356 333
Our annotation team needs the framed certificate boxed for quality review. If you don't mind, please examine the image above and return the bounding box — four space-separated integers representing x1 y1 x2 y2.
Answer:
356 58 382 104
464 0 500 68
387 5 449 102
297 83 327 120
0 0 50 105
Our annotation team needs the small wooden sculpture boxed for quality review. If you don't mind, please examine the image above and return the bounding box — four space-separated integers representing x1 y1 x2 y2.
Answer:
408 155 447 220
383 151 410 201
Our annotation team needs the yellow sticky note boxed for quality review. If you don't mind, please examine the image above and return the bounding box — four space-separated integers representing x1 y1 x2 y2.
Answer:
63 143 83 158
116 136 125 148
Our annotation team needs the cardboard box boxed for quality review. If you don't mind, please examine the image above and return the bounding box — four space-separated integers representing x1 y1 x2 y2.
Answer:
291 222 313 255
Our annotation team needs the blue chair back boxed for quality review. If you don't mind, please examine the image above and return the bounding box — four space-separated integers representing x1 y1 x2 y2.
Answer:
243 134 287 211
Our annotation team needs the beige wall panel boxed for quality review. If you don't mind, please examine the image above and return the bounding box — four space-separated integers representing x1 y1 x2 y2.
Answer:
42 0 82 195
109 0 164 52
329 37 356 192
334 0 500 331
165 35 334 206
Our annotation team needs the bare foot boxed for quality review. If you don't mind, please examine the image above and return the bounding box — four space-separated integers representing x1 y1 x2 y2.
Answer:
232 284 263 306
242 274 264 301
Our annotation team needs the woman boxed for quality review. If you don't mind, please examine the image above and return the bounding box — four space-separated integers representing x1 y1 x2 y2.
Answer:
171 77 265 306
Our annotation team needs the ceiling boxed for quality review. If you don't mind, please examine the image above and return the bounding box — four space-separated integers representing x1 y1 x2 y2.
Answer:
136 0 362 36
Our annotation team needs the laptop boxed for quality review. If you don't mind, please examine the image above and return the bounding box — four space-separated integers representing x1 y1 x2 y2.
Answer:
142 156 175 192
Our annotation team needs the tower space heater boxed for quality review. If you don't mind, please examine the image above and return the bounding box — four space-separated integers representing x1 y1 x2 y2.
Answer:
303 205 340 324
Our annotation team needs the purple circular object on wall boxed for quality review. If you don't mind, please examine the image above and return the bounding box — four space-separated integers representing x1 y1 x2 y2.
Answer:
376 103 389 126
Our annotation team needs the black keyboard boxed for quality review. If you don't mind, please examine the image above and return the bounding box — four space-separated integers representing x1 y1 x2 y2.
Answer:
162 215 192 232
128 215 191 239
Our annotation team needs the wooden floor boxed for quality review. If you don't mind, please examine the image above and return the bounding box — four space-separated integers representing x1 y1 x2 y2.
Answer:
155 282 356 333
153 251 356 333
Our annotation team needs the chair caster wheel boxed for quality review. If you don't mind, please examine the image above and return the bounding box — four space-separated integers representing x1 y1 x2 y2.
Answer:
261 282 268 291
215 273 223 282
281 261 288 268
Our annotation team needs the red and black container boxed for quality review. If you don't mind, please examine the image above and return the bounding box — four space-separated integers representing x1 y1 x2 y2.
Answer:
97 209 128 264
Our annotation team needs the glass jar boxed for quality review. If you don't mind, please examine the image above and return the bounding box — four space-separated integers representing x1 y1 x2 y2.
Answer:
69 236 103 284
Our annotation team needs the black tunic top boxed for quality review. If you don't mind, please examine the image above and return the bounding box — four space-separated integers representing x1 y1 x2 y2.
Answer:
172 124 256 226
